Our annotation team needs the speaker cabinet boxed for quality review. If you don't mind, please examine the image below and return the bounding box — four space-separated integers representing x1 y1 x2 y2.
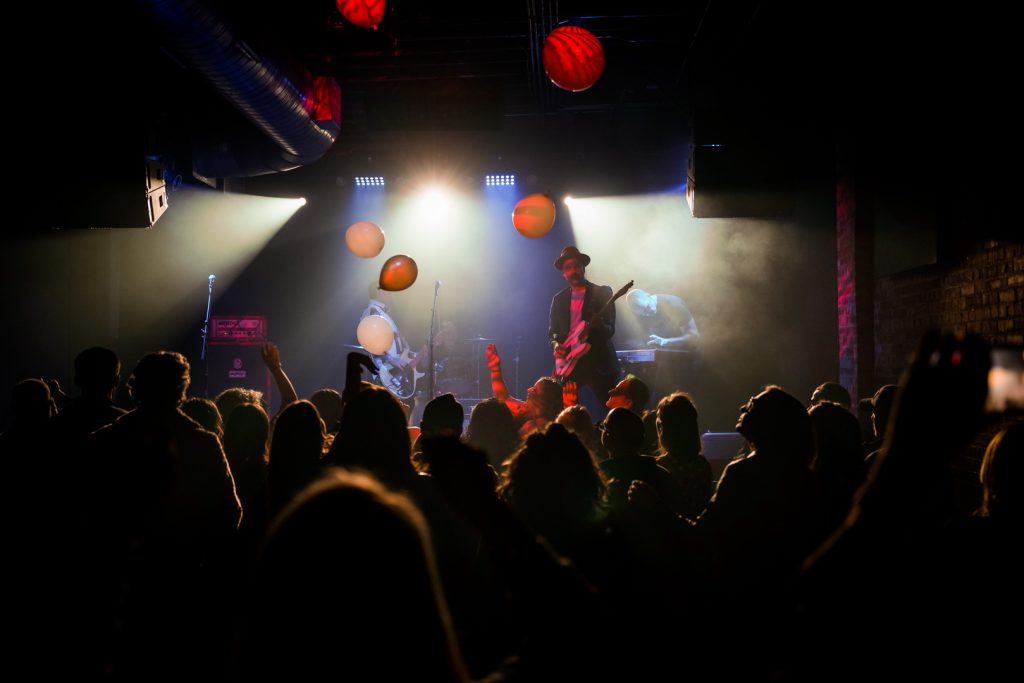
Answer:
206 344 272 408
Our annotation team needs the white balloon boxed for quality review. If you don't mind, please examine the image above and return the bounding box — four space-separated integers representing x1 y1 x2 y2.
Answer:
345 221 385 258
356 315 395 355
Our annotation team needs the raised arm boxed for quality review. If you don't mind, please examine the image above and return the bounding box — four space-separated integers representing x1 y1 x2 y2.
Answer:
486 343 511 403
261 342 299 412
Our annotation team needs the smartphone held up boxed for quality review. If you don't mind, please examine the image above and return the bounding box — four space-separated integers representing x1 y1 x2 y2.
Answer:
987 346 1024 413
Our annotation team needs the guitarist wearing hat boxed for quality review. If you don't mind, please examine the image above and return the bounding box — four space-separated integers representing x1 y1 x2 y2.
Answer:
549 246 625 418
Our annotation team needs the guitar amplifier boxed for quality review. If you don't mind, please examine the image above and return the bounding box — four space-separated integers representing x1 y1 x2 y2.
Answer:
206 345 273 408
209 315 268 344
206 315 272 409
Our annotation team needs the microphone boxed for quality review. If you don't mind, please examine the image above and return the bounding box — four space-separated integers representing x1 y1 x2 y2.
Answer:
208 274 216 284
435 279 442 290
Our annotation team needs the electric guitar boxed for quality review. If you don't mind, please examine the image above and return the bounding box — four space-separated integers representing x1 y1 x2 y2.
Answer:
554 280 634 380
374 344 425 397
376 345 427 399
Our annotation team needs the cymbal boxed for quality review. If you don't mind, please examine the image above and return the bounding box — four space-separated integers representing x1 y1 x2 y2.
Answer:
341 344 366 350
464 336 495 342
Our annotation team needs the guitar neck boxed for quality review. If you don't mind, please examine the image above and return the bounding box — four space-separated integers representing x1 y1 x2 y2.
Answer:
585 280 635 327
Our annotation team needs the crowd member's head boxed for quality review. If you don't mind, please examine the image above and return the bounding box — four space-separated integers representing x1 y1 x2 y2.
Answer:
129 351 190 410
605 375 650 412
811 381 851 410
657 391 701 459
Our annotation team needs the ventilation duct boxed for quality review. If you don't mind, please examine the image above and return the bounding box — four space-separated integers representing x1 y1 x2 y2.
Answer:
144 0 339 178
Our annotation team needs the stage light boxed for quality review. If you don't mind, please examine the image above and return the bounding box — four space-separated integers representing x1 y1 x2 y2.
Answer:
563 195 574 206
354 176 386 187
485 174 516 187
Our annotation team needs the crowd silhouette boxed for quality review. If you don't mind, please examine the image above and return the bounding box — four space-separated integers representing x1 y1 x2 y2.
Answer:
2 330 1020 680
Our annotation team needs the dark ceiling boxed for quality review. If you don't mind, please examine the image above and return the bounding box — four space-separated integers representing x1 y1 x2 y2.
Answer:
205 0 832 194
15 1 1018 224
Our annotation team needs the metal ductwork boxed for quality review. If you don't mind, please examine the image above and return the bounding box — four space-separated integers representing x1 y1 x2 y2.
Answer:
144 0 339 178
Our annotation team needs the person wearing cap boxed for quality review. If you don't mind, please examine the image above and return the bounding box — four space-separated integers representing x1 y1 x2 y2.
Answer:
549 246 620 418
859 384 897 461
626 288 700 351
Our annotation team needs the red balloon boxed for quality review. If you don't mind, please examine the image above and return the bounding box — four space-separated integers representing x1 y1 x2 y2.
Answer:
336 0 386 30
378 254 418 291
542 26 605 92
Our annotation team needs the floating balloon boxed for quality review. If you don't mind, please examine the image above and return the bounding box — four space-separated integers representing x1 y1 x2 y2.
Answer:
542 26 605 92
512 194 557 238
356 315 395 355
345 221 385 258
336 0 386 29
378 254 418 291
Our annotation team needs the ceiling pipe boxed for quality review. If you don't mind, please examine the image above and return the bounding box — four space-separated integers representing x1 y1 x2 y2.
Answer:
144 0 339 178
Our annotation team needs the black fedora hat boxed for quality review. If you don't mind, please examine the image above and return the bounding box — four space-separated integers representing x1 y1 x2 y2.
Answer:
554 245 591 270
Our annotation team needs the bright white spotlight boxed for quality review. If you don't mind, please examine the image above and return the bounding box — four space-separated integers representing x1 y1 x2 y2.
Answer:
563 195 574 206
485 174 516 187
413 185 457 230
354 176 386 187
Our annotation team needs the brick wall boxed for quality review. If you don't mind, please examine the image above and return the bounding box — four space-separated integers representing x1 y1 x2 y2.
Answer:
874 239 1024 511
875 240 1024 384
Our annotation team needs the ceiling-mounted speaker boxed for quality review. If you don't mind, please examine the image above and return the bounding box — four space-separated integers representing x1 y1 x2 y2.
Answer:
686 143 796 218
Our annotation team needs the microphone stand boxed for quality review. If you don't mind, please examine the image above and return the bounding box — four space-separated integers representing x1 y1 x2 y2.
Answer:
200 274 215 397
428 280 440 397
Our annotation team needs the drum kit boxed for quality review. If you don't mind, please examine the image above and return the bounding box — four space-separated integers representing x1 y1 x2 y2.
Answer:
344 335 501 399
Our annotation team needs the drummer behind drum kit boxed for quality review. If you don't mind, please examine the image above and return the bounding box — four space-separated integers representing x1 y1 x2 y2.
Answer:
345 335 503 401
436 335 494 399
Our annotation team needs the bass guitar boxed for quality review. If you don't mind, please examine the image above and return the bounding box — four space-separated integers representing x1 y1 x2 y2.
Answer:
376 345 426 399
553 280 634 380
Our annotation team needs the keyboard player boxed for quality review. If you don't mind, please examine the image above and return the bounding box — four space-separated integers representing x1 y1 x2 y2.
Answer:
626 288 700 350
619 289 700 404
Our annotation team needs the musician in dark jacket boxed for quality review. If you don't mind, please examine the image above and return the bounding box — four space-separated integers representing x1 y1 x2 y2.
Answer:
549 246 620 419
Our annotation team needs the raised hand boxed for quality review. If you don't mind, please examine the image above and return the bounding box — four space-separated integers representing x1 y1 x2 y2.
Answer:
562 380 579 409
486 343 501 370
44 378 68 408
553 343 568 360
647 335 666 348
261 342 282 369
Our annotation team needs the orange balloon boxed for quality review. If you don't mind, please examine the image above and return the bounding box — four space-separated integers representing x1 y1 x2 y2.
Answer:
512 193 557 238
356 315 395 355
378 254 418 291
345 221 385 258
